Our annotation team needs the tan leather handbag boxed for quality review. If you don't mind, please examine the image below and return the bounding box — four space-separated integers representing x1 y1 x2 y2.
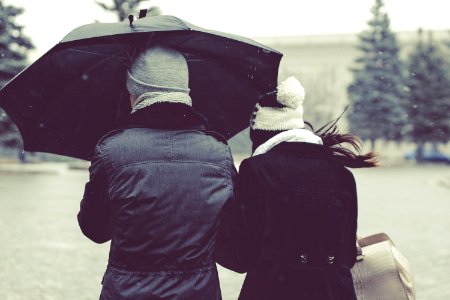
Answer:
351 233 416 300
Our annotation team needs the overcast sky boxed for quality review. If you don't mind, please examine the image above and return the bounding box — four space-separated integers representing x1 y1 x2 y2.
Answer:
8 0 450 61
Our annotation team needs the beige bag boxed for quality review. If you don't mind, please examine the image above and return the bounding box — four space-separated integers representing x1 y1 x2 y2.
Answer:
351 233 416 300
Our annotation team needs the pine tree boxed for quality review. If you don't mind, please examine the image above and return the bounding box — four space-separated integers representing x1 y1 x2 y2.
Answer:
406 30 450 160
0 1 33 149
95 0 161 21
347 0 407 150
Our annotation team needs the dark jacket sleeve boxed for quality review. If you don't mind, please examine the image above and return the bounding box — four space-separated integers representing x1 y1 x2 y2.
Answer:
215 159 265 273
77 145 112 244
345 171 358 268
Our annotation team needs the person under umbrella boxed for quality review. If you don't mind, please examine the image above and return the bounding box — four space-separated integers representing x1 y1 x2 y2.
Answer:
78 45 236 299
215 76 378 299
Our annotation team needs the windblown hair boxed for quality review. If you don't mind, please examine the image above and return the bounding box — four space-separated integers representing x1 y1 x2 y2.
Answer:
308 110 378 168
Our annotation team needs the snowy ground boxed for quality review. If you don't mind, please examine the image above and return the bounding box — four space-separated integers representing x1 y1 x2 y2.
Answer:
0 163 449 299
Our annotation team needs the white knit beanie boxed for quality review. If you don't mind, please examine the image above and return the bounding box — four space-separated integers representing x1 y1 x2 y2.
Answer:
126 45 192 108
250 76 305 131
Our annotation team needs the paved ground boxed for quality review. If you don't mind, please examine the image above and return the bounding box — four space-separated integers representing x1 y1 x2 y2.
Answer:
0 163 449 299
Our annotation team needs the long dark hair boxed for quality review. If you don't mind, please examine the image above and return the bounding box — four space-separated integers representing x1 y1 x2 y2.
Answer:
308 108 378 168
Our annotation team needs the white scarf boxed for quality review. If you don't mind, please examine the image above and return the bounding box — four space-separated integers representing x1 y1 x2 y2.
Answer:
253 128 323 156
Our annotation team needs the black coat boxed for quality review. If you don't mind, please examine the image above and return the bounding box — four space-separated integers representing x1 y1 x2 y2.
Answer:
78 104 236 299
216 142 357 300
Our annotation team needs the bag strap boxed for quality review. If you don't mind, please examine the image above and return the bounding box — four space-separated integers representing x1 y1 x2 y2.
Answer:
358 233 392 247
356 233 392 261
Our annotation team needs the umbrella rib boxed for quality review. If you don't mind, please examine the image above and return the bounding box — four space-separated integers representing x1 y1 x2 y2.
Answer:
67 48 132 72
187 52 263 96
67 49 121 57
109 36 134 62
106 33 155 62
67 48 130 67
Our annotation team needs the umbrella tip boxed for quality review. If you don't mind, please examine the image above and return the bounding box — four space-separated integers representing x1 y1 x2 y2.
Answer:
128 15 134 26
138 9 148 19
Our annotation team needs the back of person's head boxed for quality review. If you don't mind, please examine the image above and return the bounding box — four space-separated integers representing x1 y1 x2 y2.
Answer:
250 76 307 149
126 45 192 110
250 75 377 168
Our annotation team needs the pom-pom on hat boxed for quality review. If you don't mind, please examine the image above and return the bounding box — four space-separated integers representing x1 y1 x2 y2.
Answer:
126 45 192 107
250 76 305 131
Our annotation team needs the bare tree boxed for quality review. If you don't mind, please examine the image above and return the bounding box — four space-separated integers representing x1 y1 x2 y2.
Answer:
95 0 161 21
302 68 343 130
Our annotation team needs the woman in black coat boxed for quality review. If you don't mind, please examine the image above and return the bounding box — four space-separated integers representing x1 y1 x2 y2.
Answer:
216 76 377 300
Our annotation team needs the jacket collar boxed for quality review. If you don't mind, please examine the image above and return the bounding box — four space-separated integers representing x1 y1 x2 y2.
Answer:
120 103 208 131
252 129 322 156
270 142 333 159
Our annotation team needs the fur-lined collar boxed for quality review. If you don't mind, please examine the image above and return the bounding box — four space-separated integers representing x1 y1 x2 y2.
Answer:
253 129 322 156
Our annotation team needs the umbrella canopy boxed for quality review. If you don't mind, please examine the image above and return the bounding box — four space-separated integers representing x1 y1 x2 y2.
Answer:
0 15 282 160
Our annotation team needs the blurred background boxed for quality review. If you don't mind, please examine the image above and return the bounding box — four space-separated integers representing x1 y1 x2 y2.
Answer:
0 0 449 299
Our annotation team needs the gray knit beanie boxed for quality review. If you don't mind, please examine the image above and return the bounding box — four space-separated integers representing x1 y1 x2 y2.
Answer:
126 45 192 109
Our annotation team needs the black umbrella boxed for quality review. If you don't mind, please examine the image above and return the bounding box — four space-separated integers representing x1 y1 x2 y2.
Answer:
0 15 282 160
